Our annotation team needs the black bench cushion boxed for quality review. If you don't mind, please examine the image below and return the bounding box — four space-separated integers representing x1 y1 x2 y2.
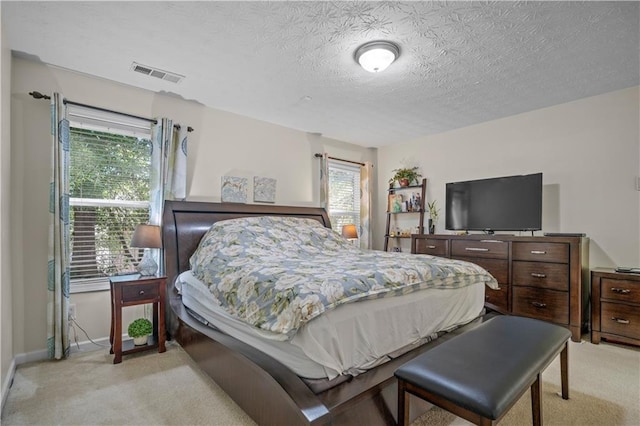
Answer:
395 316 571 420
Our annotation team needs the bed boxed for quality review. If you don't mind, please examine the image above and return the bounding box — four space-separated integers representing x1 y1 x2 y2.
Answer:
162 200 498 425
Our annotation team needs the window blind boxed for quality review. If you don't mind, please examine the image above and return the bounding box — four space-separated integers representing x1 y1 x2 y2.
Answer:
328 160 361 233
69 122 152 291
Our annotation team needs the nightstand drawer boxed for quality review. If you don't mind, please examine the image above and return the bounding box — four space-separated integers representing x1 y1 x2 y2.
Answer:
601 278 640 304
600 302 640 341
415 238 448 256
512 242 568 263
121 282 160 302
450 240 508 259
512 287 569 325
512 261 569 291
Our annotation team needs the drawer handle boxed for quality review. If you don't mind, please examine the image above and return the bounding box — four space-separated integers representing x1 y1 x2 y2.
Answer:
427 245 436 249
139 290 145 296
611 287 631 295
611 317 630 325
532 301 547 308
530 250 547 255
465 247 489 252
531 273 547 278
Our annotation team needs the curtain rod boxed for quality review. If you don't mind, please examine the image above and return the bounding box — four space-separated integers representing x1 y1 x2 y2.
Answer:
314 153 366 167
29 91 194 132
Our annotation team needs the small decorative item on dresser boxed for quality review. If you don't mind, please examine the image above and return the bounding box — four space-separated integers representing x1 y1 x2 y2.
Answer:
427 200 440 234
128 318 153 346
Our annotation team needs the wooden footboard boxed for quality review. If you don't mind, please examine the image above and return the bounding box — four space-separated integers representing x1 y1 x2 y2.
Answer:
162 200 496 425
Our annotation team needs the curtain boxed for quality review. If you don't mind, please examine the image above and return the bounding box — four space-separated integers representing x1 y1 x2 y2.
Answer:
47 93 70 359
150 119 189 274
359 162 373 249
150 119 188 223
319 153 329 212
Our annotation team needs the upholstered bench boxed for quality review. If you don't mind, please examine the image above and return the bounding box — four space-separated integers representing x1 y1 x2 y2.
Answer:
395 316 571 426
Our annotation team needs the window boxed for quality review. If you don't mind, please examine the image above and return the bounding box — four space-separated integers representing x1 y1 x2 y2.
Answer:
68 107 153 292
327 159 361 234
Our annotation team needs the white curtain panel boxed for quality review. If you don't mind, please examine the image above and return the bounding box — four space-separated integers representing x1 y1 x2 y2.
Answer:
47 92 71 359
359 162 373 249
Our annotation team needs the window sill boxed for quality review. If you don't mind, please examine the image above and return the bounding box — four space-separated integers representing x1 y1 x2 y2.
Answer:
70 278 112 293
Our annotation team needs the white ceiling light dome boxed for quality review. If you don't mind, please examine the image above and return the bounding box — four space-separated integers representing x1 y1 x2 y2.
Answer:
355 41 400 73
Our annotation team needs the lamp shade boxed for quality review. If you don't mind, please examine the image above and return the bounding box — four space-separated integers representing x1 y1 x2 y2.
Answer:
355 41 399 73
130 224 162 249
341 224 358 239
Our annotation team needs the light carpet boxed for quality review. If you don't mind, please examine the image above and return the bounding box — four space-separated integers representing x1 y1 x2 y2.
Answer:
2 338 639 425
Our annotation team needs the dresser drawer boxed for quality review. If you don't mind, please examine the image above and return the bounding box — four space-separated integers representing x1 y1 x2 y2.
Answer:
512 287 569 325
414 238 448 256
512 242 568 263
121 282 160 302
600 278 640 304
600 302 640 341
454 257 508 284
450 240 508 259
485 285 509 313
512 261 569 291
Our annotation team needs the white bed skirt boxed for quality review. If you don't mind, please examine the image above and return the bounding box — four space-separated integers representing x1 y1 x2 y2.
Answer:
177 270 485 380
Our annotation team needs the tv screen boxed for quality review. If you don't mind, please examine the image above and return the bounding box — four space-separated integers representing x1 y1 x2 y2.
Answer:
445 173 542 232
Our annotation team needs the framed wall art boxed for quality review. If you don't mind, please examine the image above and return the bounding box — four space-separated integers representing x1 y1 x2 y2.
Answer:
221 176 248 203
253 177 276 203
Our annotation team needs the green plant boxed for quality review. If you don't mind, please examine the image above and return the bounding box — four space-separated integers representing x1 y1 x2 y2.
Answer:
127 318 153 338
389 166 422 186
428 200 440 223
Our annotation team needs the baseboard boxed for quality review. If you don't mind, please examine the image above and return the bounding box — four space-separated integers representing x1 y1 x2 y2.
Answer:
14 348 48 365
1 358 16 413
69 336 111 354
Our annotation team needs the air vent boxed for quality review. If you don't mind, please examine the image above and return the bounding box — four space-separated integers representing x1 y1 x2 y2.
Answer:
131 62 184 84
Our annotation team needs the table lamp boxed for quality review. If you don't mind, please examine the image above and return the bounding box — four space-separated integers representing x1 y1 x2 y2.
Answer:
341 224 358 244
131 224 162 276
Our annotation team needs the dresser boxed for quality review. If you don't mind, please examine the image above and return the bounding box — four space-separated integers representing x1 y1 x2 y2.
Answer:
591 268 640 347
412 234 589 342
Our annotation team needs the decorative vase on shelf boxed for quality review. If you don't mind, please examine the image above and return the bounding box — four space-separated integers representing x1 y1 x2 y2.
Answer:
399 178 410 187
133 335 149 346
428 219 435 234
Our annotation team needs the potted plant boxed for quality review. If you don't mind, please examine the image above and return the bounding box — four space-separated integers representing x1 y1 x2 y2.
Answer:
427 200 440 234
128 318 153 346
389 167 422 187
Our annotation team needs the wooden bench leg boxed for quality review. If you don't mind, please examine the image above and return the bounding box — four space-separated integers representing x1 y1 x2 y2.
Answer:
397 380 409 426
560 342 569 400
531 373 542 426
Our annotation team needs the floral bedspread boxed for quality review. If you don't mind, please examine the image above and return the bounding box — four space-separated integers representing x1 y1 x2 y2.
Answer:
190 216 498 338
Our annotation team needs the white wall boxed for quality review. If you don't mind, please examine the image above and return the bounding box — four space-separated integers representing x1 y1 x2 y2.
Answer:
1 13 14 406
376 86 640 268
10 57 375 355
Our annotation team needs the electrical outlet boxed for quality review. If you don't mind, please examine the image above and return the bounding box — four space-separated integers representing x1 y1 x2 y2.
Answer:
68 304 76 321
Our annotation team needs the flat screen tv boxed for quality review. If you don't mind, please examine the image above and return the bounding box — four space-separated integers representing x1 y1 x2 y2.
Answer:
445 173 542 233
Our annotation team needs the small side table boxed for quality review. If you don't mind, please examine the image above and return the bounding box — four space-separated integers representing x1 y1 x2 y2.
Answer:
591 268 640 348
109 275 166 364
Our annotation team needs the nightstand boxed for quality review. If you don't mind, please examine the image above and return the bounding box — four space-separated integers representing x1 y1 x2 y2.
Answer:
591 268 640 348
109 275 167 364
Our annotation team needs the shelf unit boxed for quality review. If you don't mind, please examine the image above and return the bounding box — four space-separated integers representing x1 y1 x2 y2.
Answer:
384 178 427 251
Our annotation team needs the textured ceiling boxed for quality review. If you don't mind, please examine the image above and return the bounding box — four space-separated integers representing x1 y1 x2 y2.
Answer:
3 1 639 147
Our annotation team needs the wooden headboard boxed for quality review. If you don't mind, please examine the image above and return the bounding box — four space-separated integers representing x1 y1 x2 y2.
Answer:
162 200 331 285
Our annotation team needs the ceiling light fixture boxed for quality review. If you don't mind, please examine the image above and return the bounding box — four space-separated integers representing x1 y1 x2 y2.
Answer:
355 41 400 73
